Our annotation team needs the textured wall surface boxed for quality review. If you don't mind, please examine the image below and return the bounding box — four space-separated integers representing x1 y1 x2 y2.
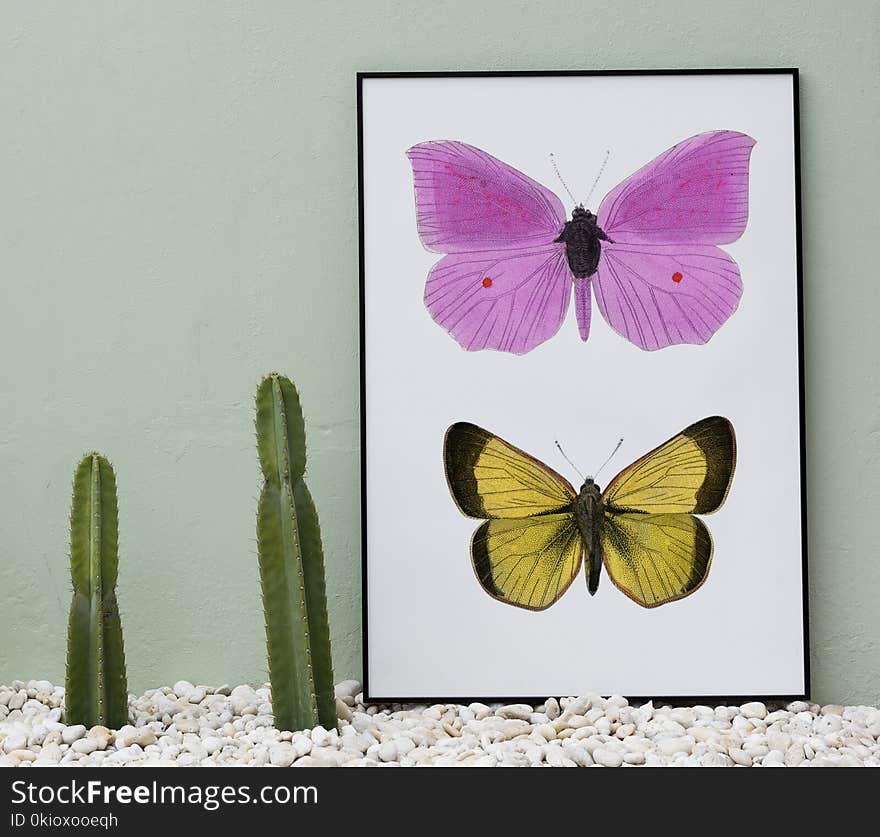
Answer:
1 1 877 704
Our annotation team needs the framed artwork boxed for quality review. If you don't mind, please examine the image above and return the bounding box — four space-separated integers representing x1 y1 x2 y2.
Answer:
358 70 807 702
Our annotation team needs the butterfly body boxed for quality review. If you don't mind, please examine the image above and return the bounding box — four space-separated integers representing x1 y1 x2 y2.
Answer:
572 478 603 595
554 206 610 279
444 417 736 609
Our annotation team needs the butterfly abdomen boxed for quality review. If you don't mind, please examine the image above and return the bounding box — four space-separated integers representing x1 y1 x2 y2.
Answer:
555 208 608 279
574 480 603 595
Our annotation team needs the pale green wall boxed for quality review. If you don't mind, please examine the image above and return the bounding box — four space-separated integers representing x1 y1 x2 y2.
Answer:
1 1 877 705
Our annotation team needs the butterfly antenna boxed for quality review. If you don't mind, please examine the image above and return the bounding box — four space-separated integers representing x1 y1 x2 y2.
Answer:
593 437 624 480
554 439 585 480
549 153 579 205
584 149 611 207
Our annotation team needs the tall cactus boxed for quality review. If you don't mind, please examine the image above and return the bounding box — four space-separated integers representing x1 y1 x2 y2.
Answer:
64 453 128 729
256 373 336 732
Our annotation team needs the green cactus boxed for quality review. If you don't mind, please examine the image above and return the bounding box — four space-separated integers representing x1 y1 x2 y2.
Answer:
64 453 128 729
256 373 336 732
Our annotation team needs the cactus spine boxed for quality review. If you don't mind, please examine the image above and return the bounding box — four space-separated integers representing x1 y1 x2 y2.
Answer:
64 453 128 728
256 374 336 731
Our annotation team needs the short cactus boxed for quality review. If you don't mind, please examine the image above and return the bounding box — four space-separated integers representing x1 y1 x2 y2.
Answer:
64 453 128 729
256 373 336 731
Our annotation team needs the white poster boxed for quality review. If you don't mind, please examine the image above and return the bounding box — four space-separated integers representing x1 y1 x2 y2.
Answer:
359 71 807 700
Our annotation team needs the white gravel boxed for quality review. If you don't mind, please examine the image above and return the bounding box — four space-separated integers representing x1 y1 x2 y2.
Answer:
1 680 878 767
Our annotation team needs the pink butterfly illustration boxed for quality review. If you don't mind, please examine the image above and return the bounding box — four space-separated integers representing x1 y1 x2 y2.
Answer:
407 131 755 353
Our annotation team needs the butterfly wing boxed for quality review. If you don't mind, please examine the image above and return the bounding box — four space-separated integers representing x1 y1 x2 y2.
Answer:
600 513 713 608
602 416 736 514
407 141 567 253
425 245 571 354
592 131 753 350
409 142 572 354
597 131 756 245
599 416 736 608
591 243 742 351
445 423 582 610
472 515 583 611
444 422 576 518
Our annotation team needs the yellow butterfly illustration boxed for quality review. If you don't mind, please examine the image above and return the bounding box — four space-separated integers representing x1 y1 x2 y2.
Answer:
443 417 736 609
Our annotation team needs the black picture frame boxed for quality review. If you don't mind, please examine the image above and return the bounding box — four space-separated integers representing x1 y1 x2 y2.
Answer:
357 68 808 705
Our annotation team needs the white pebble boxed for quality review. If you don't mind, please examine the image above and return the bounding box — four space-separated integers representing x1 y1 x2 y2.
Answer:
762 749 785 766
202 736 222 755
495 704 534 721
378 741 398 762
269 745 296 767
334 680 361 700
173 681 196 699
2 732 28 753
593 748 623 767
562 695 592 717
784 742 806 766
657 736 694 756
740 701 768 720
730 748 753 766
311 726 333 748
72 738 98 754
562 742 593 766
61 725 87 745
767 731 791 752
336 698 354 722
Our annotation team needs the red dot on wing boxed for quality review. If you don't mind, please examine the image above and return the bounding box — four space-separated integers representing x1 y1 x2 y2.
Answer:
482 277 493 288
672 272 683 283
